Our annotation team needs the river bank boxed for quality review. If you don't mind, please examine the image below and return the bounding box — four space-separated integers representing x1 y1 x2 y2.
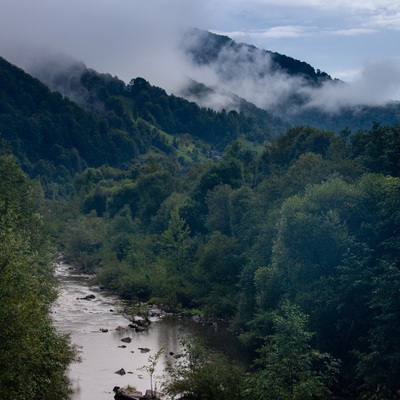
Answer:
52 263 250 399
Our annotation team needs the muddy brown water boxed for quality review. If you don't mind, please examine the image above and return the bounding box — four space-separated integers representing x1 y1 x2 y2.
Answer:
52 263 250 399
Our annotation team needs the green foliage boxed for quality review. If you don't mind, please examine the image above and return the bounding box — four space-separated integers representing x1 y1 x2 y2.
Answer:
205 184 234 235
60 212 105 271
259 126 345 175
139 348 164 398
135 169 177 226
252 173 400 397
246 301 339 400
46 122 400 399
37 121 398 398
350 123 400 176
0 153 77 399
163 338 246 400
125 384 138 392
149 192 189 233
126 77 280 147
0 57 138 183
159 207 191 269
3 58 400 399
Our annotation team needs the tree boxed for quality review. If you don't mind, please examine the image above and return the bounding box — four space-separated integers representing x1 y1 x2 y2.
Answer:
205 184 233 235
251 174 400 397
355 260 400 399
0 152 77 399
60 212 105 271
135 170 176 227
194 231 244 317
156 207 193 307
139 348 164 399
164 338 246 400
160 206 192 273
350 123 400 177
349 175 400 398
246 301 339 400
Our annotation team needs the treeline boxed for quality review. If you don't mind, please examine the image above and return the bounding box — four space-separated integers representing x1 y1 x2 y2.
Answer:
0 56 288 198
0 146 77 399
47 66 286 146
126 77 282 146
54 123 400 399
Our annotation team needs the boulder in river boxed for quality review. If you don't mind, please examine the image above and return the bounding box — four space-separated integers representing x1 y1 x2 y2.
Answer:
135 317 151 327
143 389 162 399
114 387 162 400
76 294 96 300
115 368 126 375
114 388 143 399
138 347 150 353
191 315 201 323
121 337 132 343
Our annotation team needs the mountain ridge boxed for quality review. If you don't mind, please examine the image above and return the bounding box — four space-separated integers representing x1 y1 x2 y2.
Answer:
0 54 288 195
179 28 400 132
184 28 333 84
2 27 400 164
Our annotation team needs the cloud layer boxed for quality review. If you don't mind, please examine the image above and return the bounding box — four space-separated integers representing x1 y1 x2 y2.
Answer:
181 33 400 113
0 0 399 113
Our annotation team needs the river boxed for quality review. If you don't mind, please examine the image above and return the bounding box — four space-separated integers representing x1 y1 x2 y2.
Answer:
52 263 249 400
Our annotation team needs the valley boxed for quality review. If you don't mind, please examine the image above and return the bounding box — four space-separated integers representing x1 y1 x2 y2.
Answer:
1 28 400 399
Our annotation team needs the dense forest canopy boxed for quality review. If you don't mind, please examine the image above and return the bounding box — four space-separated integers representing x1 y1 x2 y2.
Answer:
1 52 400 400
0 146 77 399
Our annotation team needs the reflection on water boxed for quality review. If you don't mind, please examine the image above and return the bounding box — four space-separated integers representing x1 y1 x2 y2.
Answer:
52 263 249 400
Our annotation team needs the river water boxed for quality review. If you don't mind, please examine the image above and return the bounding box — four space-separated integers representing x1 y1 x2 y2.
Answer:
52 263 249 400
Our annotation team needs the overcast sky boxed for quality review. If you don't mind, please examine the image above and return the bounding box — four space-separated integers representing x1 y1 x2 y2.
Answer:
1 0 400 102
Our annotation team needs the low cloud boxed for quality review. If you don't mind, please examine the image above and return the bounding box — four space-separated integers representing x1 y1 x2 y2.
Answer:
0 0 399 116
178 31 400 114
303 58 400 111
0 0 205 90
219 25 314 40
328 28 376 36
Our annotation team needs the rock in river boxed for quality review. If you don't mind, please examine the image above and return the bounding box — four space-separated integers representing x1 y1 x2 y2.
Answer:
114 387 162 400
76 294 96 300
138 347 150 353
115 368 126 375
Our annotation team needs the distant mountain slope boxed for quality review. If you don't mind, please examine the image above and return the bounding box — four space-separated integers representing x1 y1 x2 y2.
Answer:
179 28 334 111
180 28 400 133
185 28 332 85
0 57 140 177
0 55 289 192
287 102 400 132
22 56 288 145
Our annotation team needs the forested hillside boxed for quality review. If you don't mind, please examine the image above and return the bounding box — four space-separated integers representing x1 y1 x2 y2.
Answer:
1 54 400 399
55 122 400 399
0 146 77 399
0 56 287 187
